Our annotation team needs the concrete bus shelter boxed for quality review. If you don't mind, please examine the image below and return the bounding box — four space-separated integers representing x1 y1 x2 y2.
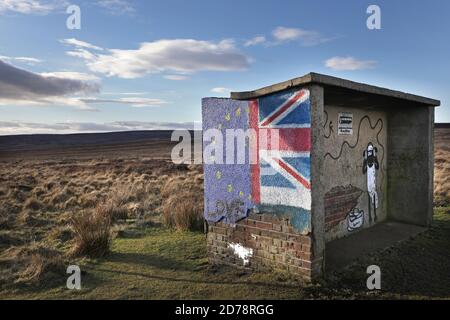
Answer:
202 72 440 280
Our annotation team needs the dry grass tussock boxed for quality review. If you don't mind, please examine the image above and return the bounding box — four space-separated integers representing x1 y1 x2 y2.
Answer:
434 128 450 206
161 171 204 231
0 246 65 285
69 207 113 258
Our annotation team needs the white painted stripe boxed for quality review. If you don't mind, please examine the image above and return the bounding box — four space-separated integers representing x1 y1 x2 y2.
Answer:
260 186 311 210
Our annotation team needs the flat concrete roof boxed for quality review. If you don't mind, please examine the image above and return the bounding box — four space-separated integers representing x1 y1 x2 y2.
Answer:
230 72 440 107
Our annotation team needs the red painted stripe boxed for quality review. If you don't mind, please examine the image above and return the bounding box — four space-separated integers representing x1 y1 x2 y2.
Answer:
260 90 305 127
274 158 311 190
249 99 260 204
259 128 311 152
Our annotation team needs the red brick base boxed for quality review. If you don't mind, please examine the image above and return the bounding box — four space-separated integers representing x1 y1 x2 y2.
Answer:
206 213 322 281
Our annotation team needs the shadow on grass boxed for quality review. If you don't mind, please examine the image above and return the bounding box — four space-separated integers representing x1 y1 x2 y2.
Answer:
0 271 106 299
83 265 302 290
102 251 195 271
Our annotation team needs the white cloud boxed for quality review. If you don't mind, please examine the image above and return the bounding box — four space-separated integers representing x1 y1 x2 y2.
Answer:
95 0 134 15
79 97 167 107
0 120 197 135
211 87 232 94
0 55 42 65
245 36 266 47
40 71 100 81
164 75 188 81
60 38 104 51
66 48 97 60
272 26 331 46
0 96 98 110
0 0 67 15
102 92 148 95
63 38 251 79
325 56 377 71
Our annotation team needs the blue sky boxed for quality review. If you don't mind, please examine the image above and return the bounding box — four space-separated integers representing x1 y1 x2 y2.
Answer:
0 0 449 134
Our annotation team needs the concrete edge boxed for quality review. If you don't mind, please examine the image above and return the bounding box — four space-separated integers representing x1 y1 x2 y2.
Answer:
230 72 441 107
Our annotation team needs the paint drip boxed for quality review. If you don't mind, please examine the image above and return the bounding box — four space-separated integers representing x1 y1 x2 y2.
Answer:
228 243 253 265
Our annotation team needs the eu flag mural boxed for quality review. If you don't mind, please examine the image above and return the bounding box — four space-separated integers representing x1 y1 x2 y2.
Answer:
202 88 311 233
202 98 253 224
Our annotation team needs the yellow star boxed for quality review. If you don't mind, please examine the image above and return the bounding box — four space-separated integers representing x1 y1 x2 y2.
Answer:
239 191 244 197
225 113 231 121
235 107 241 117
227 184 233 193
215 171 222 180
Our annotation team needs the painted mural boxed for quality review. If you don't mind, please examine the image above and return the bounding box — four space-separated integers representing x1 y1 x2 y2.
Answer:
323 106 387 242
324 184 363 232
363 142 379 223
202 89 312 234
347 208 365 232
202 98 252 225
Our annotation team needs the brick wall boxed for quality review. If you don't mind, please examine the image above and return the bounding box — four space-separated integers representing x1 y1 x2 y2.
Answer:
206 213 322 281
324 185 363 232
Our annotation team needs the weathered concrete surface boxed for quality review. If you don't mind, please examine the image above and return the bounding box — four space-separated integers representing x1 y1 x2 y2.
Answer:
387 106 435 226
231 72 440 107
325 221 427 272
309 85 325 277
322 106 388 242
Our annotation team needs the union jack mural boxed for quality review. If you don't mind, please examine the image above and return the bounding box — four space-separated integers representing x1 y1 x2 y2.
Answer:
249 88 311 212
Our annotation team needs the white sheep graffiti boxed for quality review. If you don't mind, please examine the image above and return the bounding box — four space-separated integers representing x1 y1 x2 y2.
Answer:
363 142 379 223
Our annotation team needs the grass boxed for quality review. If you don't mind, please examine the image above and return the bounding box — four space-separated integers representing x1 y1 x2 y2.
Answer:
0 226 304 299
1 208 449 300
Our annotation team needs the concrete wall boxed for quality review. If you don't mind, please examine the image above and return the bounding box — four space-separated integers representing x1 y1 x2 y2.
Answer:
322 105 388 242
309 85 325 276
387 106 434 226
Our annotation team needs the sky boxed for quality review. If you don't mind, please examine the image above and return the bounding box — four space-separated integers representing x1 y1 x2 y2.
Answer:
0 0 449 135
